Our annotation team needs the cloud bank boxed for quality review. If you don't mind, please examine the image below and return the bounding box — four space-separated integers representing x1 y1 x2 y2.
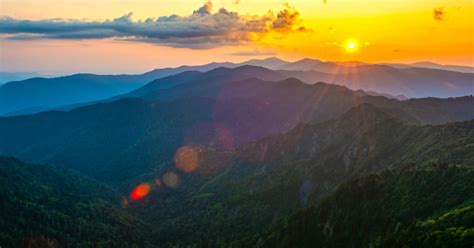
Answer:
0 2 306 49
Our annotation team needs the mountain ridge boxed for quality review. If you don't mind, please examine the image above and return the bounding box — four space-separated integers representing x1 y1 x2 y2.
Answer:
2 57 473 116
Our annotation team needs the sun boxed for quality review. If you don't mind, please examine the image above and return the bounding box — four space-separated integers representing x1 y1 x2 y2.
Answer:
344 39 359 53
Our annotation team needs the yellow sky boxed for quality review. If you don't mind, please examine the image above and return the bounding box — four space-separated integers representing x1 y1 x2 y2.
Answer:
1 0 473 74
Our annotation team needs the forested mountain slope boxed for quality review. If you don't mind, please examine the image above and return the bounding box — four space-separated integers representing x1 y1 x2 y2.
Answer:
0 157 152 248
0 103 472 247
114 105 474 246
259 165 474 248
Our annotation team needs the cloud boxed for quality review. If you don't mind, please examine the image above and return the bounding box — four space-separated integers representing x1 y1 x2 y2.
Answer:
272 3 306 33
194 1 213 15
0 2 307 49
433 7 445 21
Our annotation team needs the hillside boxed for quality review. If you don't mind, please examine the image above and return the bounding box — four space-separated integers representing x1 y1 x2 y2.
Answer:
238 103 474 167
0 157 152 247
0 97 216 183
114 105 474 246
258 165 474 248
0 103 472 247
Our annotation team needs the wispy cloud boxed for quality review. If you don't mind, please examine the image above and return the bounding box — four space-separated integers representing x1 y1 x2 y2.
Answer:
0 2 307 49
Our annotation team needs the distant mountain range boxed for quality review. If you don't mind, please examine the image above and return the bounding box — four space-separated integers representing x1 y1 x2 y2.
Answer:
0 72 53 84
130 63 473 101
1 58 472 116
386 61 474 73
281 65 473 98
0 71 189 116
0 67 472 184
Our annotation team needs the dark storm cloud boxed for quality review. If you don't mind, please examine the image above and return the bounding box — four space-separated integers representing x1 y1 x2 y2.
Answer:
0 2 307 49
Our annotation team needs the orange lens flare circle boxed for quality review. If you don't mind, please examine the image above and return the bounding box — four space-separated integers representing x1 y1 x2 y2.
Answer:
174 146 199 173
163 172 180 188
130 183 151 201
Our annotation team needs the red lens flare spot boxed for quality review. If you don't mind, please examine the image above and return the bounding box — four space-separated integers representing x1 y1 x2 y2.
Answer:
174 146 199 173
130 183 151 201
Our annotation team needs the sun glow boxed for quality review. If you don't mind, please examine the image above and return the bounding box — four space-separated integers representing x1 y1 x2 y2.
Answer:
344 39 359 53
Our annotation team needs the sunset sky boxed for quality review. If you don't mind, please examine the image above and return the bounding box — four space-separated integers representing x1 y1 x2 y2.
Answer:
1 0 473 74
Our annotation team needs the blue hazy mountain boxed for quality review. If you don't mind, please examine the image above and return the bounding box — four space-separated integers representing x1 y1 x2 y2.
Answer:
2 58 472 116
0 67 222 116
280 64 473 98
0 71 53 84
117 65 286 100
0 58 286 116
119 64 473 102
410 61 474 73
386 61 474 73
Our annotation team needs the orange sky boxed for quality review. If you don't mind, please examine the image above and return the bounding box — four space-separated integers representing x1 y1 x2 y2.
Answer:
0 0 473 74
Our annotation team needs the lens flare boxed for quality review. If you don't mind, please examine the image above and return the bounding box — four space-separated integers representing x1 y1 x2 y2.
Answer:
174 146 199 173
130 183 151 201
154 178 162 186
163 171 180 188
